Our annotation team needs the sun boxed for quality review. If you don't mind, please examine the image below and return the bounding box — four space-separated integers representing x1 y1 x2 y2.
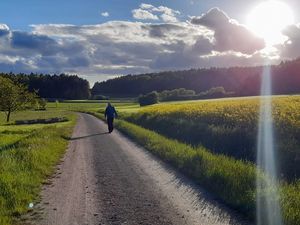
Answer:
247 0 294 45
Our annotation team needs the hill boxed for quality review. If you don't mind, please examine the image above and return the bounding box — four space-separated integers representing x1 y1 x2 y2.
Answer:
92 59 300 97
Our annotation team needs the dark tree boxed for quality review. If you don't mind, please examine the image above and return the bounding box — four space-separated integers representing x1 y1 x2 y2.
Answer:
0 73 91 100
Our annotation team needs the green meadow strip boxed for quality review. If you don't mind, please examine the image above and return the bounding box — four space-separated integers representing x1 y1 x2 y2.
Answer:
0 120 75 225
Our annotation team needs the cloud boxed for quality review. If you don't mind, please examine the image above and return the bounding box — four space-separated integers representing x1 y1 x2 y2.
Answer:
132 9 159 20
278 24 300 59
101 12 109 17
0 24 9 36
191 8 265 54
132 3 180 22
11 31 59 56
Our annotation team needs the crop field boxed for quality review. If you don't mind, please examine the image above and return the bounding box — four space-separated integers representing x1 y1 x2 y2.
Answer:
123 96 300 181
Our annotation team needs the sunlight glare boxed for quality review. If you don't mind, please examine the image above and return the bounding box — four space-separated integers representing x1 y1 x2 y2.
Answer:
247 0 294 45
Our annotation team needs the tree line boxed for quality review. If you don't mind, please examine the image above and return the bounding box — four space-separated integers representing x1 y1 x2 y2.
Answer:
0 73 90 100
92 58 300 97
138 87 234 106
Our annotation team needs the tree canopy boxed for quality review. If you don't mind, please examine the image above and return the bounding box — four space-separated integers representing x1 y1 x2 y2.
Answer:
0 77 37 122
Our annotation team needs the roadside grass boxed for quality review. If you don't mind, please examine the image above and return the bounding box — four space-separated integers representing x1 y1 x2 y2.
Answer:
85 104 300 225
0 110 76 225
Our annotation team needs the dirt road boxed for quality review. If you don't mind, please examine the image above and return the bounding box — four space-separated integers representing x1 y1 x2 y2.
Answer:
34 113 251 225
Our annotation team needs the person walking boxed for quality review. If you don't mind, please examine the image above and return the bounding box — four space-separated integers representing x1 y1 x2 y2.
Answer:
104 102 118 133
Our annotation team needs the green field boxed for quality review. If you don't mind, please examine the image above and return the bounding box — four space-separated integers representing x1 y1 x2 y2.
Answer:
1 96 300 225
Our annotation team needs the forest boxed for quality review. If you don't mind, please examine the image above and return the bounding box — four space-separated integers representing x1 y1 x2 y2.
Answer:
0 73 90 100
92 59 300 97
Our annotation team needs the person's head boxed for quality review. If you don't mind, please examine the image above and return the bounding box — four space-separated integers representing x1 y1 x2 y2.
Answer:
107 102 112 107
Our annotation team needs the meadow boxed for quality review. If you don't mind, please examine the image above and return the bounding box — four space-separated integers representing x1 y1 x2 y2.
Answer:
0 109 76 225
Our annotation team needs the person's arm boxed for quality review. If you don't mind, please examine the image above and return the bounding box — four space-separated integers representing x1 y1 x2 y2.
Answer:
114 108 118 118
104 108 107 118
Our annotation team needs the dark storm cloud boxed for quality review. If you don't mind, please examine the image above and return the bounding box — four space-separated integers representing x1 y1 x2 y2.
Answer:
11 31 59 56
191 8 265 54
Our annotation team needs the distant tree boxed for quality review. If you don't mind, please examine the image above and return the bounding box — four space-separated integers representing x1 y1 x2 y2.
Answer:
0 77 36 122
138 91 159 106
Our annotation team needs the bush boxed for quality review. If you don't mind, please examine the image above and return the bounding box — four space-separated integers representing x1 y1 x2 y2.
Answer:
138 91 159 106
35 98 47 110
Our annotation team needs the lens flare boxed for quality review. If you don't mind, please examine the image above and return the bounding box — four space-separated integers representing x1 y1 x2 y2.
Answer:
256 65 282 225
247 1 294 45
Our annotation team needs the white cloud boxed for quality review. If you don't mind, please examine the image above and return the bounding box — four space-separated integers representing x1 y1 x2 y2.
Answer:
132 9 159 20
140 3 154 10
101 12 109 17
132 3 180 22
160 13 178 23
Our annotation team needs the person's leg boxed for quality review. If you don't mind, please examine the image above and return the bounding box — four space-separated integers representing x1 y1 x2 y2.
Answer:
107 118 112 132
107 117 113 133
111 118 114 132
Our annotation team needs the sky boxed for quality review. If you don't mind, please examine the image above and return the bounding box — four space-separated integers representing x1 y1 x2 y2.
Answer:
1 0 300 85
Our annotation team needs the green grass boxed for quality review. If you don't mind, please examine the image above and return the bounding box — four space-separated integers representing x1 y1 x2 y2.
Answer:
47 101 140 113
0 110 73 125
0 109 76 225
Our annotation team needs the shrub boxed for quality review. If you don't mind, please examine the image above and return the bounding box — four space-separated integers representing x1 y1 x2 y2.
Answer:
138 91 159 106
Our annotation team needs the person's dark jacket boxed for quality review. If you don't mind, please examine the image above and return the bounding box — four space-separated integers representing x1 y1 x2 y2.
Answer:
105 105 117 119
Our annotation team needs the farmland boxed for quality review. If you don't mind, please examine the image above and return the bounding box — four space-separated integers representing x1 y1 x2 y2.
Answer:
1 95 300 225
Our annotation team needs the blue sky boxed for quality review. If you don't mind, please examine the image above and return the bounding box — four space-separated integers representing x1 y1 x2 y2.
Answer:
1 0 300 85
1 0 299 31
